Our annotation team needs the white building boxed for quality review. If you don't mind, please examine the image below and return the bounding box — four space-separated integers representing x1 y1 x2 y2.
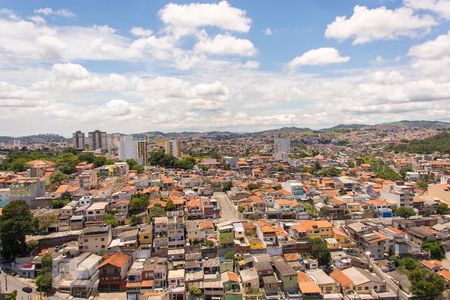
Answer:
118 135 149 165
165 139 181 158
274 138 290 161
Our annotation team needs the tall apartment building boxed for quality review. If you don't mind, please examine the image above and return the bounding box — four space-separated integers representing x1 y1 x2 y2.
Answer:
107 133 122 151
165 139 181 158
73 131 86 149
273 138 290 161
88 130 108 151
118 135 149 165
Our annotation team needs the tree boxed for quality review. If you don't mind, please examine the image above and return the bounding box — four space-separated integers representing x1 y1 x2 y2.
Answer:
221 181 232 192
408 268 444 298
393 207 416 219
436 202 449 215
130 215 138 226
148 204 166 220
126 159 144 174
61 191 72 201
204 240 214 247
165 199 175 211
104 213 118 228
129 195 149 215
78 152 95 163
422 241 445 260
51 199 70 209
0 201 38 258
224 251 235 260
309 238 331 266
247 183 259 191
93 156 111 167
5 290 17 300
49 172 67 187
189 286 202 296
36 273 53 292
416 180 428 189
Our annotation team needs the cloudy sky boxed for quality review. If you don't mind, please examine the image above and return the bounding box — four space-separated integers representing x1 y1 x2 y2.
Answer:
1 0 450 136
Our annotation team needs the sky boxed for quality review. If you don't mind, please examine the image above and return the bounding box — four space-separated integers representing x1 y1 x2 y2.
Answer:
0 0 450 136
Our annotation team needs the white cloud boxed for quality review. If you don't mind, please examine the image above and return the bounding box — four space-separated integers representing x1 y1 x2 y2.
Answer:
194 34 256 56
159 1 251 36
130 27 153 37
263 27 272 36
288 47 350 71
405 0 450 19
34 8 75 18
325 5 436 44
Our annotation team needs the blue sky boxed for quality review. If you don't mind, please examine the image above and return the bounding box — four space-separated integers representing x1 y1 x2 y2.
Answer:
0 0 450 135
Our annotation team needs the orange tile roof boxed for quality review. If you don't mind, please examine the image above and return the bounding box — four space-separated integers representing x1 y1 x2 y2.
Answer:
126 281 142 288
437 270 450 281
141 280 154 288
98 252 131 269
299 282 321 294
284 253 301 262
226 272 239 282
330 269 352 286
297 272 312 283
199 220 214 230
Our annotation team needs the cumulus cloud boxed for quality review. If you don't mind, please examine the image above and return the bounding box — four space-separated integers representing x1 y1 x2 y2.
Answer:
130 27 153 37
288 47 350 71
325 5 436 44
404 0 450 19
194 34 256 56
159 1 251 36
34 8 75 18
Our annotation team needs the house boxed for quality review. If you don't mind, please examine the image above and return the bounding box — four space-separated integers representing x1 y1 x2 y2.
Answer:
78 224 112 253
139 225 153 246
70 253 102 298
341 267 372 294
271 256 299 295
168 269 185 298
330 268 353 294
221 271 240 292
217 221 235 246
239 268 259 291
306 269 339 294
361 231 389 260
98 252 132 291
297 272 322 299
85 202 108 225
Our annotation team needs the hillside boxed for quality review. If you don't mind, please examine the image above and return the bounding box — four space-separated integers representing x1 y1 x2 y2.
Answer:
382 120 450 129
0 134 68 145
387 132 450 154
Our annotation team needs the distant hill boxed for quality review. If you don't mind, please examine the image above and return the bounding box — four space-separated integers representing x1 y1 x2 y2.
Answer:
254 127 312 135
0 134 68 145
324 124 371 130
387 132 450 154
380 120 450 129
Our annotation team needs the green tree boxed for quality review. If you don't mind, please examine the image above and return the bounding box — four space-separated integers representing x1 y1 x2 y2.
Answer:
436 202 449 215
165 199 175 211
129 195 149 215
93 156 111 167
204 240 214 247
130 215 138 226
416 180 428 189
408 268 445 298
393 207 416 219
224 251 235 260
5 290 17 300
51 199 70 209
104 213 118 228
148 204 166 220
221 181 232 192
189 286 202 296
309 238 331 266
61 191 72 201
422 241 445 260
0 201 38 258
247 183 259 191
36 273 53 292
78 152 95 163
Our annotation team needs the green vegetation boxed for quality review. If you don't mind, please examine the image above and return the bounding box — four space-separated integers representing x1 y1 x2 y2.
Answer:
390 256 445 298
189 286 202 296
49 172 68 187
318 167 341 177
224 251 235 260
422 241 445 260
129 194 150 215
309 238 331 266
149 150 196 169
300 202 318 218
5 290 17 300
0 148 113 174
436 202 449 215
387 132 450 154
393 207 416 219
203 240 214 247
126 159 144 174
36 253 53 293
148 204 166 220
0 201 38 259
221 181 232 192
51 199 70 209
247 183 259 191
104 212 118 228
165 199 175 211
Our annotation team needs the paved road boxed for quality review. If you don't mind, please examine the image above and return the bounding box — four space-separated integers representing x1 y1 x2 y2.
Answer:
0 271 39 300
214 192 239 221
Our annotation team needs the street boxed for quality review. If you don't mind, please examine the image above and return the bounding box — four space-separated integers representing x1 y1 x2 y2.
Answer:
0 271 38 300
214 192 239 221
